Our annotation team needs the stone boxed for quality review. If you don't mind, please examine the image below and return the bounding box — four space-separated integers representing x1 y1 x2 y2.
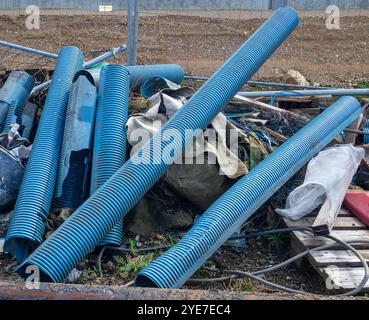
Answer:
125 194 194 236
286 69 310 86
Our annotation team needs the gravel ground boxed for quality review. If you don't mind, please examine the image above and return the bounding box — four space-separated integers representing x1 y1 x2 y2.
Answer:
0 12 368 87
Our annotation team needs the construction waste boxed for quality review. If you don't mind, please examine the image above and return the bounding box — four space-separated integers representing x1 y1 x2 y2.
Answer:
0 6 369 295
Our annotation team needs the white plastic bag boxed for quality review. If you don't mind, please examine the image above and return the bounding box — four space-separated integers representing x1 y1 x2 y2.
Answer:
276 144 365 221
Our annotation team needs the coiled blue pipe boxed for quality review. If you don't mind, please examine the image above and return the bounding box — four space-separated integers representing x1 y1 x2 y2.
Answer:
0 71 34 133
16 7 299 282
4 46 84 263
136 96 362 288
54 75 98 209
91 65 130 246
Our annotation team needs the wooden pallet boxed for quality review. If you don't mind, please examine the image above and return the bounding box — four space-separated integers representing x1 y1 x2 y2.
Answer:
283 207 369 292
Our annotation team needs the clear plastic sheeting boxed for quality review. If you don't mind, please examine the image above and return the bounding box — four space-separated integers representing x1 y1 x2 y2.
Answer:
276 144 365 221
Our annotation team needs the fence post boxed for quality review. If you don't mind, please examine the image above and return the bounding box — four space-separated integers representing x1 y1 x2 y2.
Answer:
127 0 133 65
133 0 139 65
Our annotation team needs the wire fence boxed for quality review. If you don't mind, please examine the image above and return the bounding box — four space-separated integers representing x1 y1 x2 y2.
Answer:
0 2 368 87
0 8 130 86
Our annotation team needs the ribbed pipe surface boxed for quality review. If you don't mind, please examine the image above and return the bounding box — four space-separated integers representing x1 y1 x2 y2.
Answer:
17 7 299 282
136 96 362 288
0 71 34 133
85 63 184 91
364 119 369 145
128 64 184 91
91 65 130 246
0 102 8 132
4 46 84 263
55 75 97 209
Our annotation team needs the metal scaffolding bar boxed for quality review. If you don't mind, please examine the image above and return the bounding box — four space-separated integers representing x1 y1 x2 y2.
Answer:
30 45 127 95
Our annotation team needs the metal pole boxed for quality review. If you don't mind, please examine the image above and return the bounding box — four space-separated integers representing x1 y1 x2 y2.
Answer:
132 0 139 65
83 45 127 69
127 0 133 65
30 45 127 95
344 128 369 136
237 88 369 98
185 75 333 90
0 40 59 59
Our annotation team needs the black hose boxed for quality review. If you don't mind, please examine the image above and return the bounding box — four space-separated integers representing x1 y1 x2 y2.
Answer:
187 227 369 296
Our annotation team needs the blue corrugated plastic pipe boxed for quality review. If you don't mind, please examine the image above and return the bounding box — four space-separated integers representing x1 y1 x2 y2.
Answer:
128 64 184 90
86 64 185 91
16 7 299 282
54 75 98 209
4 46 84 263
136 96 362 288
0 71 34 133
364 118 369 144
91 65 130 246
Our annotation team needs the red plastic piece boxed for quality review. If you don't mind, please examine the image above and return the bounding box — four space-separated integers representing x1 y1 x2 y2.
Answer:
344 192 369 227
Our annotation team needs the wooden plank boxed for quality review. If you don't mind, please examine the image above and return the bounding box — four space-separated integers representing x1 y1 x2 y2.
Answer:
282 205 369 292
321 267 369 291
309 250 369 267
291 108 321 115
293 230 369 249
284 216 367 230
304 207 353 218
290 236 307 270
242 118 268 125
337 207 353 217
233 95 289 114
261 127 287 142
312 197 345 235
345 114 364 144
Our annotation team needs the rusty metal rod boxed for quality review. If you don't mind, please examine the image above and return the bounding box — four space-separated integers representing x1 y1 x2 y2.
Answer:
0 281 294 300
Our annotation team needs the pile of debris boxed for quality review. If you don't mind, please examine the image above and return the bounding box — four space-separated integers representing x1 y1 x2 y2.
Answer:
1 6 369 297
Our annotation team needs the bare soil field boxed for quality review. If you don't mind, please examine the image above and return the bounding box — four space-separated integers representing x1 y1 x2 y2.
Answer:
0 12 368 86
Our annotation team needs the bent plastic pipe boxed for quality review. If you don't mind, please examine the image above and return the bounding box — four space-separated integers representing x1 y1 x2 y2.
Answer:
16 7 299 282
136 96 362 288
4 46 84 263
84 63 185 91
54 74 98 209
0 71 34 133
